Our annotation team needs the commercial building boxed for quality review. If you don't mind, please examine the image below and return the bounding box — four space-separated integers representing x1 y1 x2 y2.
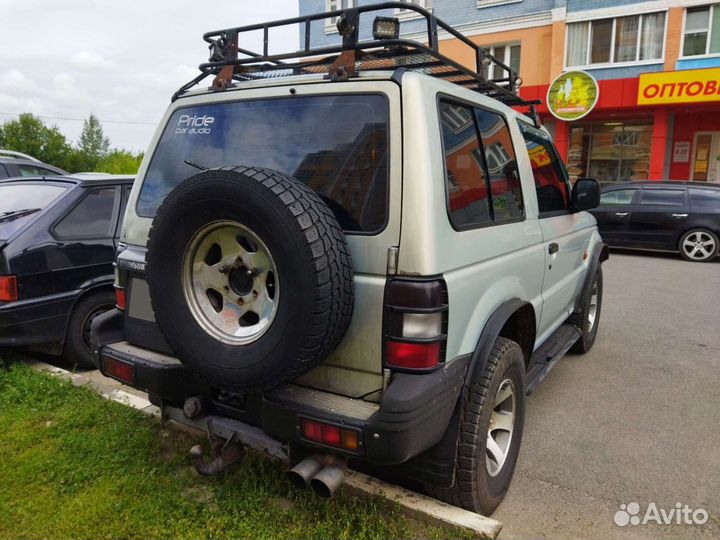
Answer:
300 0 720 184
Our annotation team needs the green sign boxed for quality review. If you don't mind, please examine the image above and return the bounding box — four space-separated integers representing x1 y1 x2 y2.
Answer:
547 70 599 121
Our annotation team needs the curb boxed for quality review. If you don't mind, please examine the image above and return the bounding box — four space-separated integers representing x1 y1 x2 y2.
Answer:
28 360 502 539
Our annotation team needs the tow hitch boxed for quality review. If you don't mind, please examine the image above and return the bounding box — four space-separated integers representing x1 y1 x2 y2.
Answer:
188 419 244 475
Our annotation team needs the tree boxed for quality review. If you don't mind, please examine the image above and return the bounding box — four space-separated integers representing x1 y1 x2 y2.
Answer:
0 113 72 169
96 149 144 174
76 113 110 171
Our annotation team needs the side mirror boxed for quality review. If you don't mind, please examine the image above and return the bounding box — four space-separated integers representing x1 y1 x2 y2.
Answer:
571 178 600 211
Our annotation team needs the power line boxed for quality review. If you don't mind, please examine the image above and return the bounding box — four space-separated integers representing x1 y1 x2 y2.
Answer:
0 111 156 126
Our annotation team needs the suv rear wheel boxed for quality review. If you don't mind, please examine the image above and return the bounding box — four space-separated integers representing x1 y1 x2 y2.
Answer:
427 336 525 515
570 266 603 354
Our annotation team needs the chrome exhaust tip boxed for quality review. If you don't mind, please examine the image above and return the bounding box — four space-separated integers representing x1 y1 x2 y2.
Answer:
287 456 323 489
310 463 346 498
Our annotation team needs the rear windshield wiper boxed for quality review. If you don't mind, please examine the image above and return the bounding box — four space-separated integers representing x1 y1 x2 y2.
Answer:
0 208 41 222
184 159 208 171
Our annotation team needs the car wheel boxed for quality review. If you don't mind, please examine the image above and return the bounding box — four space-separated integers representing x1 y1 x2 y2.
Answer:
145 166 354 390
426 336 525 515
679 229 719 262
63 290 115 368
570 266 603 354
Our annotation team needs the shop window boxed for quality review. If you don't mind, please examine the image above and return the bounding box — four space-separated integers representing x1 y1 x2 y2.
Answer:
566 12 666 67
518 121 570 214
683 5 720 56
600 189 637 205
486 44 521 82
567 121 653 185
439 101 522 229
639 189 686 206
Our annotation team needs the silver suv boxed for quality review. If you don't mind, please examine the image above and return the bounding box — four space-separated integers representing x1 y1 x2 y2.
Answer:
92 3 607 515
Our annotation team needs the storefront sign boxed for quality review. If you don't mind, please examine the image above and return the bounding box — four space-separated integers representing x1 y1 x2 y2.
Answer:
673 141 690 163
547 71 599 121
638 68 720 106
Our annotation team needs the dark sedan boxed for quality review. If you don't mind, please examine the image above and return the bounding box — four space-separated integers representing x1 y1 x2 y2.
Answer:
0 174 134 365
591 181 720 262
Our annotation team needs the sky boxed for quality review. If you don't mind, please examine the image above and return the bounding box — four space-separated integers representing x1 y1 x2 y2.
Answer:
0 0 299 152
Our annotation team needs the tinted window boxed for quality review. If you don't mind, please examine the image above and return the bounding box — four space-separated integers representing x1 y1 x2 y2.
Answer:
440 102 491 228
639 189 685 206
0 183 67 239
689 188 720 211
18 165 60 176
600 189 636 205
518 122 570 214
139 95 389 233
54 188 116 238
0 164 8 179
475 109 523 221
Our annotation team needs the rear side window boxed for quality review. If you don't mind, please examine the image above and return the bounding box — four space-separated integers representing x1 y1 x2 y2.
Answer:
689 188 720 211
18 165 60 176
639 189 685 206
600 189 636 205
0 164 8 179
139 95 389 233
517 122 570 214
439 100 523 229
54 188 116 239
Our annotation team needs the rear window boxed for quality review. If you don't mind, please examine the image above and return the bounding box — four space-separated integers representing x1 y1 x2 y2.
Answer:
689 188 720 211
138 95 390 233
639 189 685 206
0 183 67 239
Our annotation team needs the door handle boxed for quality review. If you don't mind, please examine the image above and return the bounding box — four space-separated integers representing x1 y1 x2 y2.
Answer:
615 212 629 217
672 213 688 218
548 242 559 255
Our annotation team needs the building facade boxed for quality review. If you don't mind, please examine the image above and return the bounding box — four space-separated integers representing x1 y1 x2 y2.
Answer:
299 0 720 184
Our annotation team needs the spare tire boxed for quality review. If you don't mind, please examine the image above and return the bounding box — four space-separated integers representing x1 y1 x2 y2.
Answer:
145 166 354 389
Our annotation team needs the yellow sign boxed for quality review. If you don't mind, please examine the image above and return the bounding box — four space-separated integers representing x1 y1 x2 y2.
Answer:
638 68 720 105
547 71 599 121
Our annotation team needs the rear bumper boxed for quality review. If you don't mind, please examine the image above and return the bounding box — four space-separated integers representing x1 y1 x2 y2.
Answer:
0 291 76 346
93 310 466 466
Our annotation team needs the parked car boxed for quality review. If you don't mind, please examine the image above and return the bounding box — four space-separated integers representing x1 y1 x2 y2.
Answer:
92 3 607 515
0 174 134 366
591 181 720 262
0 149 67 178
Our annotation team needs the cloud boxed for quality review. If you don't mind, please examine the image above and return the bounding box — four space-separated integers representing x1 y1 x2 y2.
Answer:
69 51 113 71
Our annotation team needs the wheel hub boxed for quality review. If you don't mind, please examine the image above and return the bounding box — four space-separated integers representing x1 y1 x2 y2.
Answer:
486 378 516 477
182 220 279 345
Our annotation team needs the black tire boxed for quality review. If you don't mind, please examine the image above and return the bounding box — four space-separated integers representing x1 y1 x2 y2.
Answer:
145 166 353 389
570 265 603 354
678 228 719 262
63 290 115 368
426 337 526 515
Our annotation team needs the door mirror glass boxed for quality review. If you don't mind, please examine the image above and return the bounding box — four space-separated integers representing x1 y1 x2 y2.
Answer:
571 178 600 211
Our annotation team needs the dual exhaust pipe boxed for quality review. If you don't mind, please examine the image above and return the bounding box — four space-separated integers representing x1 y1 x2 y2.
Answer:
287 455 346 498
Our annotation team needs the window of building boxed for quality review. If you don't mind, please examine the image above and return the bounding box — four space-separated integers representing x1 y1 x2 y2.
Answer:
600 189 637 205
54 188 116 239
486 44 521 81
566 12 666 67
439 101 522 229
518 121 571 214
639 189 686 206
327 0 354 25
566 121 653 185
683 5 720 56
396 0 431 14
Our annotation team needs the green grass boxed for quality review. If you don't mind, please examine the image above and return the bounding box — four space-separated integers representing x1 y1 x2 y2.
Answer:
0 362 466 540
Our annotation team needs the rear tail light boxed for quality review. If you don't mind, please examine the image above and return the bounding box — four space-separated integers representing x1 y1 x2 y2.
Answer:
115 286 126 310
0 275 18 302
102 356 135 384
300 418 359 452
383 277 448 372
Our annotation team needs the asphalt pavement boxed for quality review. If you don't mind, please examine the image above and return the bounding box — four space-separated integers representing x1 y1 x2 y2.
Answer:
494 250 720 539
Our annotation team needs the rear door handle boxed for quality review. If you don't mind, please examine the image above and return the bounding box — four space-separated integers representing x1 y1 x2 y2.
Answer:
615 212 629 217
548 242 559 255
672 213 688 218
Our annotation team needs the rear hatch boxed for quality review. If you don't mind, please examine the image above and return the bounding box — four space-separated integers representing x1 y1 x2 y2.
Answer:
118 80 402 402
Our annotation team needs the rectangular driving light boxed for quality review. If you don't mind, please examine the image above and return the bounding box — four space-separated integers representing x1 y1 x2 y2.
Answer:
373 16 399 40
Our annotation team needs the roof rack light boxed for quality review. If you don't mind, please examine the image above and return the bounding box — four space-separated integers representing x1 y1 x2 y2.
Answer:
373 16 399 40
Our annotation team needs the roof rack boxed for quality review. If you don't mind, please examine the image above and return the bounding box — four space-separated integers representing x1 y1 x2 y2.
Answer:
173 1 541 113
0 149 41 162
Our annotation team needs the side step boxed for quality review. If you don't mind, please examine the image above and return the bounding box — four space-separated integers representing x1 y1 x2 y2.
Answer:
526 323 581 395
